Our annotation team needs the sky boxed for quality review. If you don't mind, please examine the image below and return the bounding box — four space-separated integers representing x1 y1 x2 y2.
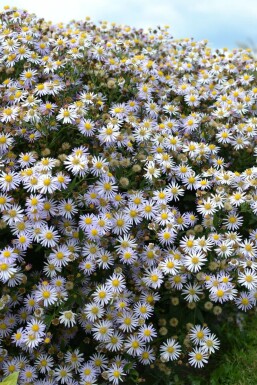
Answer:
3 0 257 50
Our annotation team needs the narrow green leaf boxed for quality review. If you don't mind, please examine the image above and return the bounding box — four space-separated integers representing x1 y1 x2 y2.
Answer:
0 372 19 385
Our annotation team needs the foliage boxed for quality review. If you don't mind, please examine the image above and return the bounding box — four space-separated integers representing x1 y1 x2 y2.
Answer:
0 4 256 385
0 373 19 385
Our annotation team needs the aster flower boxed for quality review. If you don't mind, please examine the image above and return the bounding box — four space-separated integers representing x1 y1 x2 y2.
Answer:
133 301 153 319
25 319 46 336
64 153 89 176
37 174 59 194
182 283 203 302
95 178 118 200
1 106 19 122
106 331 124 352
124 335 145 356
188 347 209 368
183 250 207 273
65 349 84 370
92 320 114 342
92 284 112 305
1 7 257 383
38 226 60 248
200 334 220 354
111 212 132 235
189 325 211 345
238 269 257 290
54 365 73 384
0 261 17 282
158 227 177 246
160 338 181 361
143 268 164 289
48 245 71 267
159 257 181 275
57 107 78 124
98 124 120 143
138 324 157 342
107 363 125 385
144 160 161 181
35 353 54 374
59 310 77 327
84 302 105 322
0 193 12 211
34 283 58 307
58 198 78 219
0 171 20 191
117 310 138 332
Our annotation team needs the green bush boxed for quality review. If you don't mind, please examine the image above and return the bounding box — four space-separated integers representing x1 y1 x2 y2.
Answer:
0 5 257 385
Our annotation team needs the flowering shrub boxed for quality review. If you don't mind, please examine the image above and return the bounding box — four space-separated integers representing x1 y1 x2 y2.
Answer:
0 4 257 384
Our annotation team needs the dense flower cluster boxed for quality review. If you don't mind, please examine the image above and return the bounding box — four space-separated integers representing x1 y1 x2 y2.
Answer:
0 5 257 384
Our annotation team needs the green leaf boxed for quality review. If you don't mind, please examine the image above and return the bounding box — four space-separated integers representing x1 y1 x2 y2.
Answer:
213 213 220 228
195 307 204 323
0 372 19 385
79 228 84 242
240 202 251 213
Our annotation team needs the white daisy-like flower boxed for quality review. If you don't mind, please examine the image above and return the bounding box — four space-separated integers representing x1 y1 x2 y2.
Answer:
38 226 60 248
189 325 211 345
111 212 132 235
98 123 120 143
133 301 153 319
64 153 89 176
238 269 257 290
84 302 105 322
158 227 177 246
92 284 112 305
143 268 164 289
78 119 96 136
0 193 12 211
200 334 220 354
48 245 71 267
117 310 138 332
92 320 114 341
34 283 58 307
59 310 76 327
139 347 156 365
144 160 161 181
54 365 73 384
35 353 54 374
37 174 59 194
107 363 125 385
23 331 44 349
25 319 46 336
138 324 157 342
160 338 181 361
235 291 253 311
182 282 203 302
58 198 78 219
197 197 218 216
0 133 13 154
106 273 126 293
188 347 209 368
183 250 207 272
0 171 20 191
0 261 17 282
14 232 33 250
159 257 181 275
124 335 145 356
56 107 78 124
64 349 84 370
106 331 124 352
1 106 19 122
